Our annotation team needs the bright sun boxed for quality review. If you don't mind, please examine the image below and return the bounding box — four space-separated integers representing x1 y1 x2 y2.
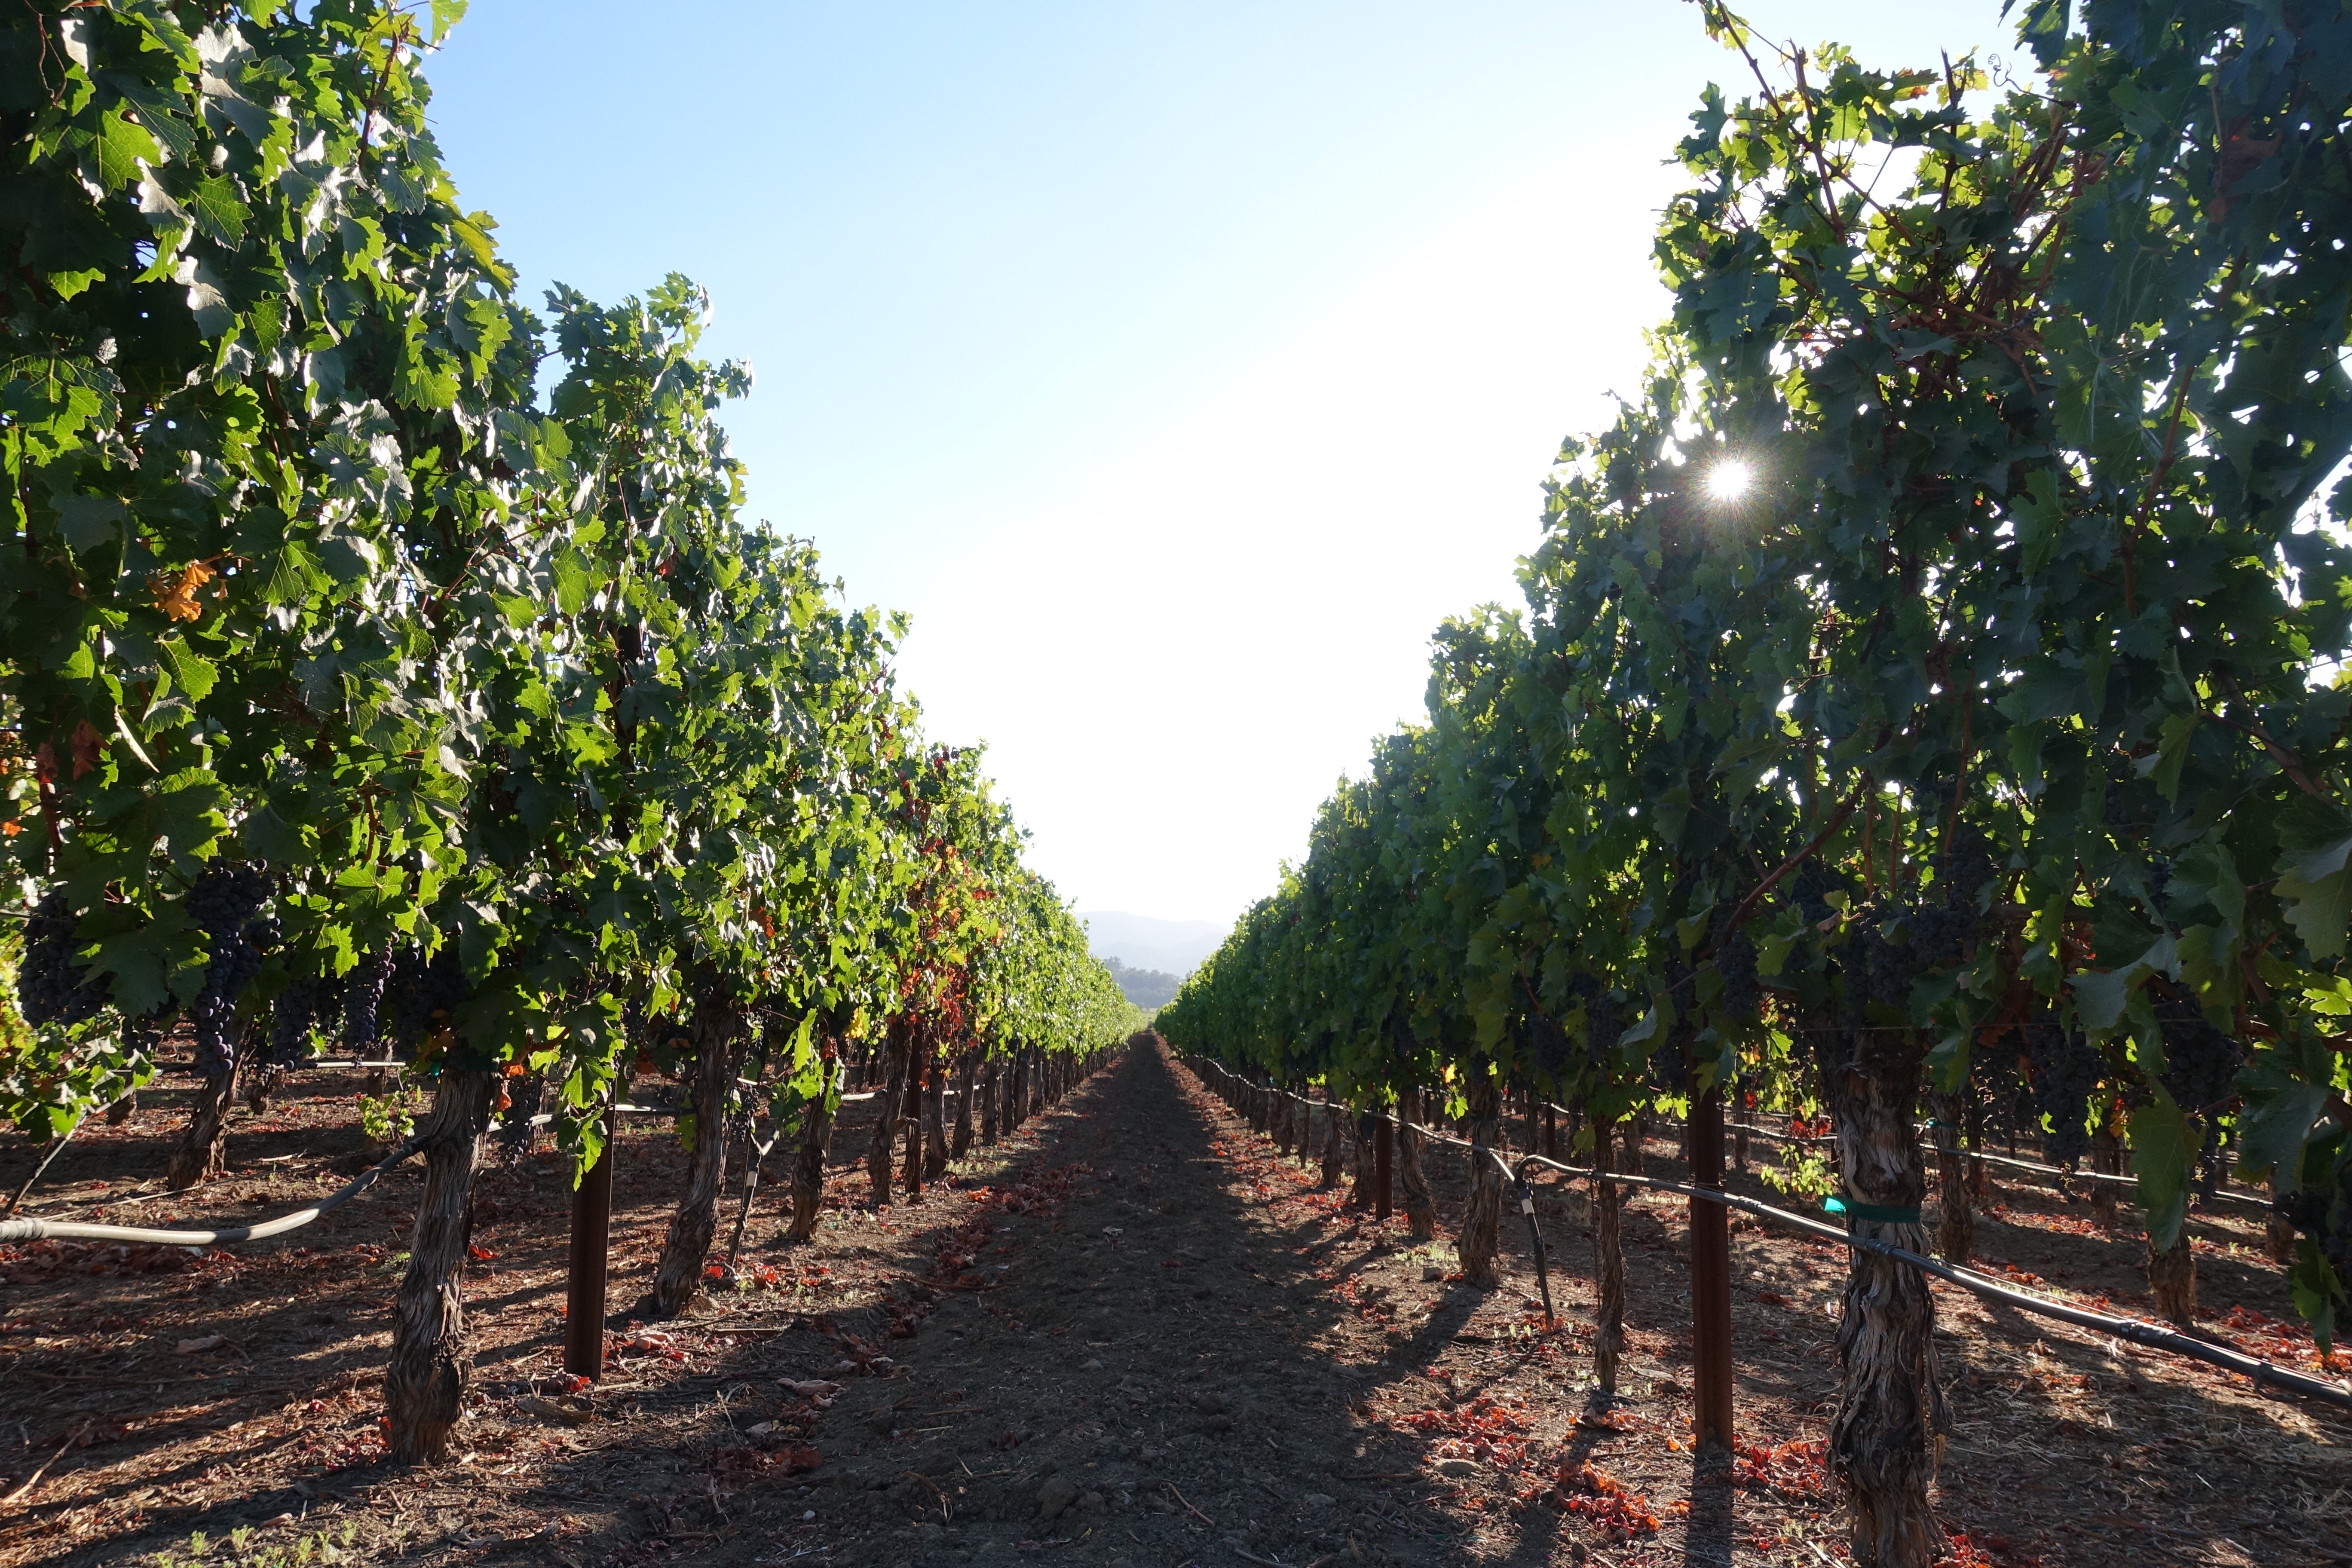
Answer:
1705 460 1754 502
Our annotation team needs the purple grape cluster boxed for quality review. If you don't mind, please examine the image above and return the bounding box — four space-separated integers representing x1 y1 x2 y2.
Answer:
1715 931 1760 1021
1792 859 1848 925
384 943 472 1052
1574 974 1621 1066
187 863 273 1079
2154 993 2243 1115
16 891 108 1027
1530 1011 1570 1081
341 945 394 1050
2026 1024 2102 1163
268 971 343 1065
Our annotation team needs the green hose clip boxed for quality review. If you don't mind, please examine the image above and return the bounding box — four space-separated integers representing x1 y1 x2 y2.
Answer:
1823 1194 1923 1226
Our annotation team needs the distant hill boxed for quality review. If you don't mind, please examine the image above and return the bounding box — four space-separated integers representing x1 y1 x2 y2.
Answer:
1079 911 1227 977
1102 956 1183 1010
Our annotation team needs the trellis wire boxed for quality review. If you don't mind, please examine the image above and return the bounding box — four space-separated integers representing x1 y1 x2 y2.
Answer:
1178 1056 2351 1413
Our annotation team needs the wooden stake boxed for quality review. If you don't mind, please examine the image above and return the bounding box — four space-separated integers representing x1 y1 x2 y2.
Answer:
565 1089 617 1380
1690 1080 1733 1452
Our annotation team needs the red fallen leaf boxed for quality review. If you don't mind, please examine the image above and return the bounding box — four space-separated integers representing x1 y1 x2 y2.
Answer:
1160 1259 1182 1268
467 1245 499 1262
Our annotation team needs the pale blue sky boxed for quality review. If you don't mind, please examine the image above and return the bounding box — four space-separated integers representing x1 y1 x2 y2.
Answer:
423 1 2012 928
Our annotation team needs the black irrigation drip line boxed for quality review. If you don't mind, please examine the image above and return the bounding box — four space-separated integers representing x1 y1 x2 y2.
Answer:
1179 1056 2352 1415
0 1129 433 1249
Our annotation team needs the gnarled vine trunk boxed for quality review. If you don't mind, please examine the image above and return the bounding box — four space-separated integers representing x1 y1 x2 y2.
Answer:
651 986 746 1317
1456 1075 1504 1288
1590 1112 1625 1397
2148 1230 2197 1325
1319 1090 1345 1188
1347 1110 1376 1209
385 1066 494 1463
1398 1087 1437 1243
980 1054 1000 1145
900 1043 928 1203
2266 1176 2300 1264
951 1048 975 1160
784 1051 839 1244
2089 1124 2121 1229
166 1063 238 1191
866 1018 910 1208
1822 1029 1947 1568
923 1056 949 1179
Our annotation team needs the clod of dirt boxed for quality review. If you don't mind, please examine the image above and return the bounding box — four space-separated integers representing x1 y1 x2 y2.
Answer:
1079 1491 1105 1513
1421 1264 1446 1282
1204 1412 1234 1434
867 1414 896 1437
1434 1457 1478 1478
1303 1492 1335 1509
1037 1476 1079 1520
1191 1390 1228 1414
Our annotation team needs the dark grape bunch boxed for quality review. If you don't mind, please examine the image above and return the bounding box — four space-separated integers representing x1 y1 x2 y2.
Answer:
1792 859 1849 925
384 943 472 1052
1530 1011 1570 1081
1715 932 1760 1021
342 945 394 1049
268 972 343 1066
1574 974 1621 1067
1645 1030 1687 1092
186 861 274 1079
2026 1023 2103 1164
2278 1180 2352 1280
1942 826 1999 912
16 891 108 1027
1903 901 1973 969
2153 989 2243 1115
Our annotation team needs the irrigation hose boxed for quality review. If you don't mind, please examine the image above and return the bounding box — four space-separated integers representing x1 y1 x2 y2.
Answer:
0 1130 430 1248
1179 1057 2352 1413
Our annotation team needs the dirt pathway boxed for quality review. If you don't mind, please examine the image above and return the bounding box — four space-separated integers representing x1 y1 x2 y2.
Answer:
730 1038 1483 1568
7 1039 2343 1567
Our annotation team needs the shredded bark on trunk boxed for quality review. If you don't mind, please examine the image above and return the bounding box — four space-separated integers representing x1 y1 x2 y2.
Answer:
651 987 746 1317
2266 1177 2300 1263
900 1047 928 1203
951 1048 975 1160
1455 1075 1505 1288
1591 1112 1625 1397
1822 1028 1948 1568
2148 1229 2197 1325
2089 1124 2121 1228
166 1063 238 1190
865 1018 909 1208
1348 1110 1376 1209
922 1057 948 1179
1398 1087 1438 1243
385 1066 494 1463
1319 1091 1345 1188
784 1051 839 1244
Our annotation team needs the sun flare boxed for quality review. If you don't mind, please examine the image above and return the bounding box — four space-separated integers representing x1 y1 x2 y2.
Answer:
1705 460 1754 502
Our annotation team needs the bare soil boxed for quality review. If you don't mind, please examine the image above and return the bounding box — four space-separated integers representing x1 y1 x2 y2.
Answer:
0 1043 2345 1568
